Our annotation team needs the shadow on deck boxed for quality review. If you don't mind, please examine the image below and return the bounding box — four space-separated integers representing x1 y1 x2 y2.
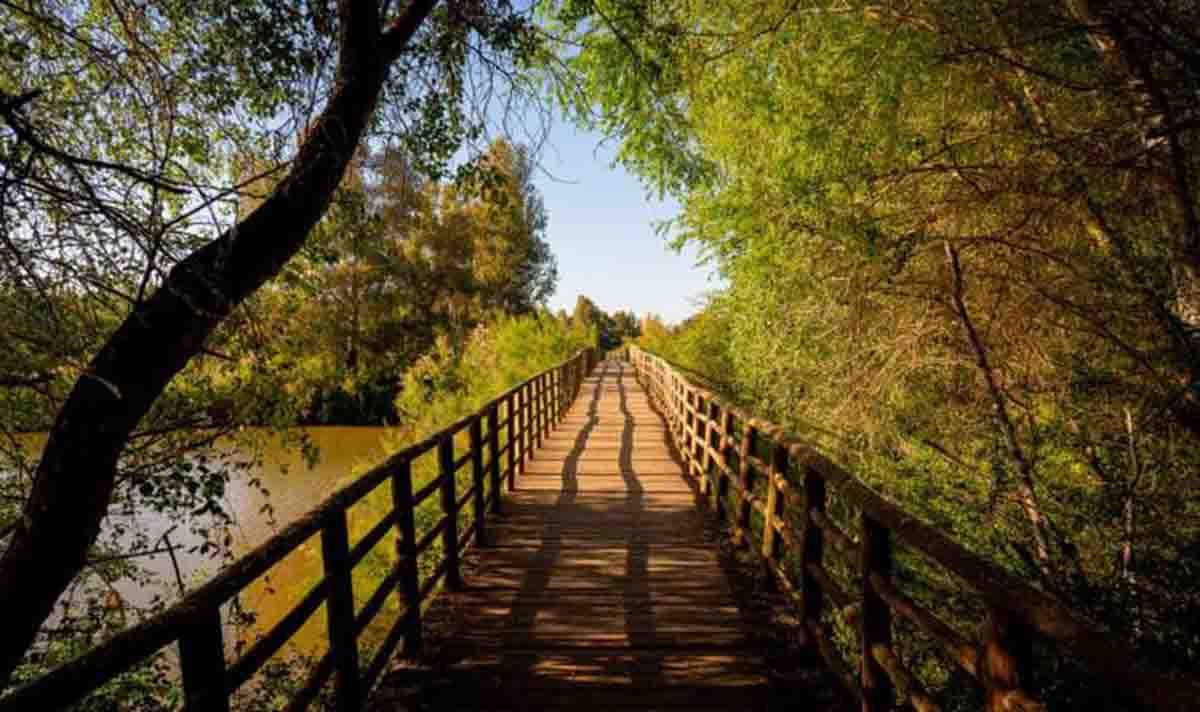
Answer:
371 361 843 711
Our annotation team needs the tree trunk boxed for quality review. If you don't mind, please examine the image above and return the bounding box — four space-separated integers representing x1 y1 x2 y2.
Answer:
0 0 438 683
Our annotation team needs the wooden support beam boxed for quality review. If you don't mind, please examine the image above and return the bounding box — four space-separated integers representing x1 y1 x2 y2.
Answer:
760 442 786 590
715 408 734 521
321 510 362 711
800 465 827 641
488 403 502 513
983 607 1040 712
439 435 462 590
470 417 487 547
517 385 527 475
860 514 894 711
391 459 422 657
734 424 756 548
178 608 229 712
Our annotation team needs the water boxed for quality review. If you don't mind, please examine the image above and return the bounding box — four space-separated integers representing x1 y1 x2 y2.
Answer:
10 427 397 662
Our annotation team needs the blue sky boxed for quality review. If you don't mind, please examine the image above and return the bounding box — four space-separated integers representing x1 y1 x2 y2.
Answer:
530 120 719 324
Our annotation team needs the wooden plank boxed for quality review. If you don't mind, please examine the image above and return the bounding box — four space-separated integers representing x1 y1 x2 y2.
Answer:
801 464 827 639
734 424 756 548
321 510 362 711
470 417 487 546
178 608 229 712
861 513 894 711
759 443 783 588
439 434 462 590
391 460 422 657
374 360 789 711
488 403 502 514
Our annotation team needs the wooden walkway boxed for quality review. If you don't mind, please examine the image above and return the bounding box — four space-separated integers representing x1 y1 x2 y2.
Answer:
14 350 1189 712
375 361 823 710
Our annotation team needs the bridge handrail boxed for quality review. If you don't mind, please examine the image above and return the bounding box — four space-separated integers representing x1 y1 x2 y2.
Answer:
1 348 598 712
627 344 1200 712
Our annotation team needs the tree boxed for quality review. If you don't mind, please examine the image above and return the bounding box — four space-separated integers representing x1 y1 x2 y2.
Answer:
571 294 617 348
546 0 1200 697
0 0 547 682
611 310 641 341
362 138 556 337
465 139 558 315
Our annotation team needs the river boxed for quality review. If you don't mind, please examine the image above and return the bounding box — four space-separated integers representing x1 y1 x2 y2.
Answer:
10 426 399 666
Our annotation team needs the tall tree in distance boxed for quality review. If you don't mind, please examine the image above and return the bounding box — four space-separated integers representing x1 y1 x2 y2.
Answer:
611 309 642 342
466 139 557 315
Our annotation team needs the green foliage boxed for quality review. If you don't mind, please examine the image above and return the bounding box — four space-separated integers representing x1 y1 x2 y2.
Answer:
0 0 563 699
394 312 594 434
636 303 733 390
570 295 640 349
9 600 180 711
195 138 560 428
548 0 1200 703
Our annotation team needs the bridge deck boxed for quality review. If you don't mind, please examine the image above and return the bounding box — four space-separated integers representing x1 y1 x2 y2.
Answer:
375 361 829 710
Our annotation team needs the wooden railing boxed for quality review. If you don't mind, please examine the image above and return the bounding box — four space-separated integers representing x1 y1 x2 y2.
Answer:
1 349 598 712
626 345 1200 712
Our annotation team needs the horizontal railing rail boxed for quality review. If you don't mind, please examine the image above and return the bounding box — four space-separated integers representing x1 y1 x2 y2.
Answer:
1 348 598 712
627 344 1200 712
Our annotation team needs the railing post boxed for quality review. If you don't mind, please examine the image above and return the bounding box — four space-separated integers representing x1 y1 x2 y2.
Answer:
530 375 537 450
536 373 547 448
761 442 785 588
697 395 711 495
470 416 487 546
545 371 554 438
573 354 583 401
706 401 720 501
553 366 562 423
678 380 687 446
321 509 362 711
677 380 685 448
559 365 566 420
562 364 571 418
861 514 894 711
179 608 229 712
683 389 695 474
517 384 528 474
983 607 1035 712
439 434 463 590
529 376 538 455
506 392 517 490
390 459 422 656
734 425 756 548
571 357 580 402
488 403 502 513
677 386 688 463
530 378 540 454
715 409 734 521
800 463 827 645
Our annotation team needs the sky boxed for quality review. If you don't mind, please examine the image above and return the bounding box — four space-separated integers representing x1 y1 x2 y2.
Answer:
529 120 720 325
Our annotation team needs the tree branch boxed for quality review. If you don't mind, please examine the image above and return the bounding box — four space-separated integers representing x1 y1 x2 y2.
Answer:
380 0 442 63
944 241 1053 573
0 90 189 195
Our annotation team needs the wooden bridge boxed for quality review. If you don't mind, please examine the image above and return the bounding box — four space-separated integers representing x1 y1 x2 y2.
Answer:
369 359 826 710
3 348 1198 711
